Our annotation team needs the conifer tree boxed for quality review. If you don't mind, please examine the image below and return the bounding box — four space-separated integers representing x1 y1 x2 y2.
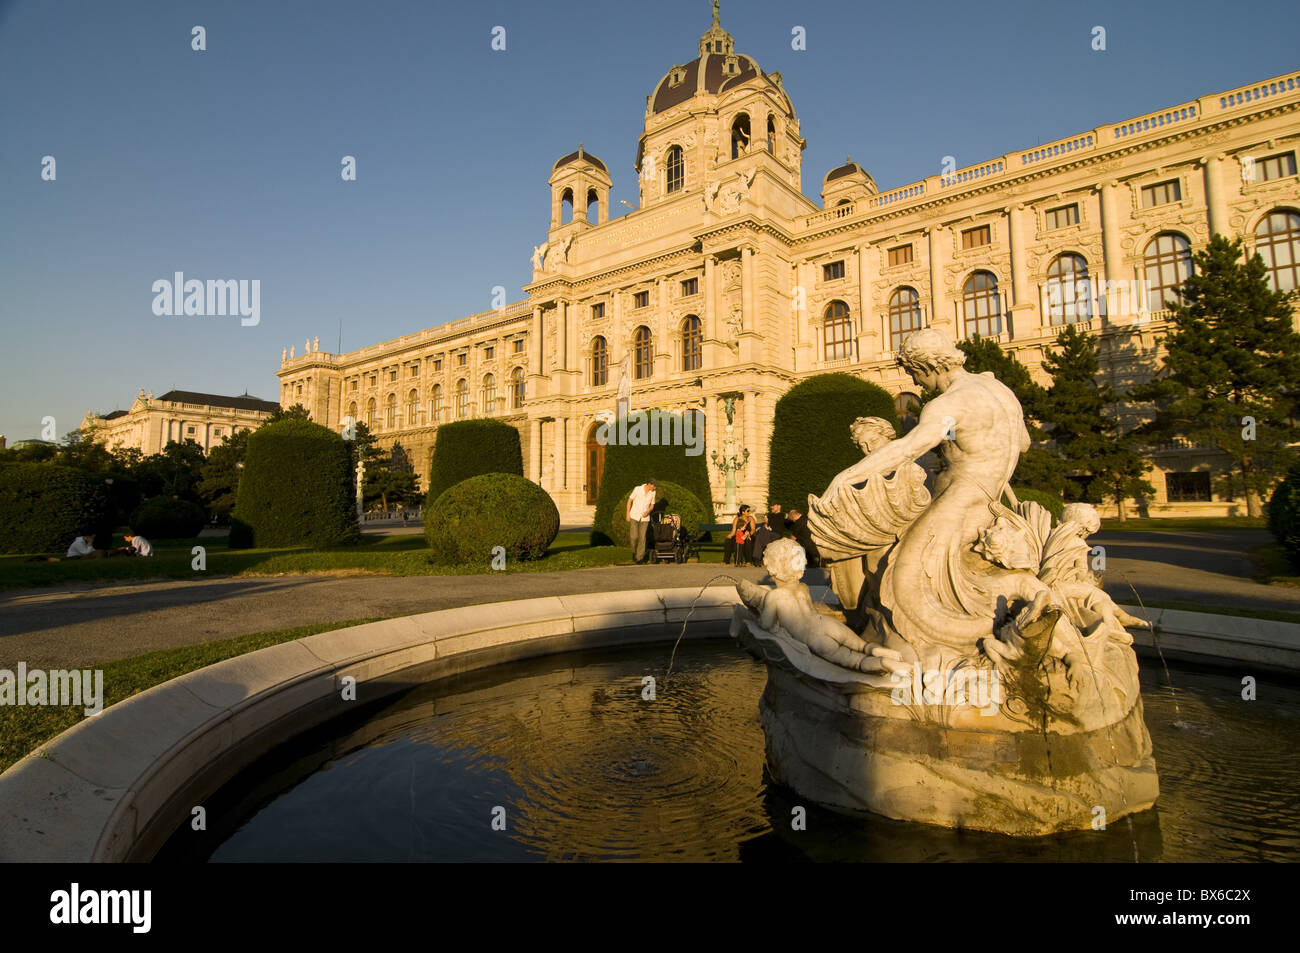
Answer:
1130 235 1299 516
1040 324 1153 519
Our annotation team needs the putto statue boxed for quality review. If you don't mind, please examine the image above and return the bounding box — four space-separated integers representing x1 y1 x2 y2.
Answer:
731 327 1158 835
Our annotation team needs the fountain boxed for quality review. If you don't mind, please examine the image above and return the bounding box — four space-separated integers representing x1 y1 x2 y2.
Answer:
729 328 1159 835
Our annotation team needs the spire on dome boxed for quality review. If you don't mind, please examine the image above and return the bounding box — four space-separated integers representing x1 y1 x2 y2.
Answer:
699 0 733 55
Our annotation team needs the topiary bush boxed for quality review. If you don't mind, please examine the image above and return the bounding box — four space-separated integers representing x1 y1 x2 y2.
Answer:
426 419 524 507
1268 467 1300 569
0 463 110 554
130 496 206 539
424 473 559 565
1010 486 1065 522
229 419 359 548
590 410 713 545
767 374 898 513
599 479 708 551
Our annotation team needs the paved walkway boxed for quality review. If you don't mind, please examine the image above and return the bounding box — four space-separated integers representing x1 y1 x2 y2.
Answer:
1 530 1294 670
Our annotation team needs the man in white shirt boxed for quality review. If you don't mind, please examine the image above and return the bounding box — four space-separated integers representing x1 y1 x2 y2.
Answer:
65 535 96 559
625 478 658 564
124 533 153 557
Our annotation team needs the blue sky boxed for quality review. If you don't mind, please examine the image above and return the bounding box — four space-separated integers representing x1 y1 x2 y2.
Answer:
1 0 1295 442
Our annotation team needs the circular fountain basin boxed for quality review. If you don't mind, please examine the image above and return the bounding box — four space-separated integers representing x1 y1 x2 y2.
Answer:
158 640 1300 862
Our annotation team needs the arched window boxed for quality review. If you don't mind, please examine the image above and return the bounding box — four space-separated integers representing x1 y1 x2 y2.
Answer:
586 188 599 223
481 374 496 416
366 398 376 428
454 379 468 418
347 401 358 424
561 188 574 223
431 384 443 424
681 315 702 371
591 336 608 386
731 113 750 159
406 388 419 426
1143 233 1193 309
766 115 776 154
962 271 1002 338
510 367 525 408
666 146 684 194
824 301 853 361
888 287 923 352
1254 210 1300 292
1045 254 1092 326
634 326 653 379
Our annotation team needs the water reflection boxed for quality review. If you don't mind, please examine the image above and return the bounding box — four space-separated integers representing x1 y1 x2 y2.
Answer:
160 642 1300 863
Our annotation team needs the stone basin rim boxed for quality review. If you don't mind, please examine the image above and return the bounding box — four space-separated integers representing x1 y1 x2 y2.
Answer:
0 588 1293 863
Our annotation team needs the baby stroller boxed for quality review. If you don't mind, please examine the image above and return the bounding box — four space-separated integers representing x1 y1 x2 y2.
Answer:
651 513 680 563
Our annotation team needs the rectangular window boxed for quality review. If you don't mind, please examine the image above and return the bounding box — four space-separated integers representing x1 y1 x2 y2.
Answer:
213 428 222 436
1255 152 1298 182
961 225 991 249
1141 179 1181 208
484 346 494 360
1165 471 1211 502
389 369 398 382
823 260 846 281
350 379 358 391
433 358 442 371
887 244 913 267
680 277 698 297
1045 204 1080 230
369 375 377 387
591 302 605 319
186 426 196 435
457 353 467 366
633 291 649 309
409 366 418 377
513 339 525 352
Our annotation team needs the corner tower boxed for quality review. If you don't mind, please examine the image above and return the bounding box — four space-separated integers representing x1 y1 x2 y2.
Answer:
548 145 612 238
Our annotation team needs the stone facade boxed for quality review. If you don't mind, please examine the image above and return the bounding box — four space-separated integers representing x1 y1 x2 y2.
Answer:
81 389 278 455
277 11 1300 522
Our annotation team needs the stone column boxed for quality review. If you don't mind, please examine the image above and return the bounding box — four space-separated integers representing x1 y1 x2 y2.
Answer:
928 226 947 332
742 392 759 502
530 305 544 374
1099 182 1125 326
1202 154 1228 239
856 242 874 360
1006 204 1034 337
740 246 754 349
704 255 717 342
530 418 543 482
560 416 569 489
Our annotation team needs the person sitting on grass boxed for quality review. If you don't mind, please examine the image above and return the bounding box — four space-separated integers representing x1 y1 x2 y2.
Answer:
123 533 153 557
65 534 98 559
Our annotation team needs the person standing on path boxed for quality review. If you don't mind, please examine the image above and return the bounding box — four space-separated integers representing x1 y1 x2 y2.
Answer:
626 478 658 564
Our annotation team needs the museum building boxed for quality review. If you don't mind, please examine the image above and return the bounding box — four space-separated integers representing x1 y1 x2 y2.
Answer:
277 10 1300 522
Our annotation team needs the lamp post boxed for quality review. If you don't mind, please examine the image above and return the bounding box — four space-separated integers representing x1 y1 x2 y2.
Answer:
710 393 748 514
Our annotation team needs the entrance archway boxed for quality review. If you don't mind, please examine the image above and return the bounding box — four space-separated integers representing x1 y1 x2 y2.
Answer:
585 423 605 505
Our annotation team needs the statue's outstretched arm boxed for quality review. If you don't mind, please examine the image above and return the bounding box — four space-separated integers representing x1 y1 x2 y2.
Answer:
824 401 952 496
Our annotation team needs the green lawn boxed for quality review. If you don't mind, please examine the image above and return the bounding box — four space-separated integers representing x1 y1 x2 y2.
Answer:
0 618 383 774
0 531 635 590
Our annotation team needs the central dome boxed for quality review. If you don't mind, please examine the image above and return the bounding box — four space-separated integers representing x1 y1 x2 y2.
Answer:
648 5 775 114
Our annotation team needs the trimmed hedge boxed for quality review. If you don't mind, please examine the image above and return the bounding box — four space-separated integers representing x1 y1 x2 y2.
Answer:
130 496 206 539
1010 486 1065 521
601 480 709 550
767 374 898 513
1269 467 1300 569
229 419 359 548
590 410 713 545
0 463 110 554
426 420 524 506
424 473 559 564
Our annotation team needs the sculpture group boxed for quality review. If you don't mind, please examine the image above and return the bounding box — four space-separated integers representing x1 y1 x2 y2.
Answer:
732 328 1159 835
